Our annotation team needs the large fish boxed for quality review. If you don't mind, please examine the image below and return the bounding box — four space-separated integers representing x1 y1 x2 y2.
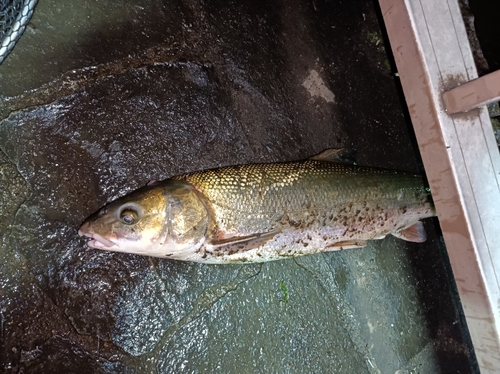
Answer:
78 149 435 263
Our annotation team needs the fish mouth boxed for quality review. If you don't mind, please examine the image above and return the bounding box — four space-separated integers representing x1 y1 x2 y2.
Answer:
78 222 118 249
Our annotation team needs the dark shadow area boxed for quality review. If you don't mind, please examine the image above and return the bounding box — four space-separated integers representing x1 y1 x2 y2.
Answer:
309 0 418 171
469 0 500 72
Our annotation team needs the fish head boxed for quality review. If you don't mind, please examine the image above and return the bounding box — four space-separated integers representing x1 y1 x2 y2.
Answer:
79 181 210 258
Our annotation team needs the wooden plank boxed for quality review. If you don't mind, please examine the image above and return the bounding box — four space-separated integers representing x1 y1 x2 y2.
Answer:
443 70 500 114
379 0 500 372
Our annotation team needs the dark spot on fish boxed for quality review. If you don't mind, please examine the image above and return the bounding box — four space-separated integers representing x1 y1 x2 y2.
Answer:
303 242 309 247
307 234 312 240
355 210 360 215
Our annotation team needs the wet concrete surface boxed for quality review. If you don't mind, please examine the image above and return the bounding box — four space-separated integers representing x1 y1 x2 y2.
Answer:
0 0 478 373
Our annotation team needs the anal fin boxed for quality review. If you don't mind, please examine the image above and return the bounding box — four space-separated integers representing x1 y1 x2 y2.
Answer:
392 221 427 243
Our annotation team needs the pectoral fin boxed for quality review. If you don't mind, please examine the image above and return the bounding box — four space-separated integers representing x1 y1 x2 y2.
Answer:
310 148 357 165
392 221 427 243
207 231 278 251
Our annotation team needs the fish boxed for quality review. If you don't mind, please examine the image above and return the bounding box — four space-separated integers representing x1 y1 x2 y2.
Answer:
78 149 436 263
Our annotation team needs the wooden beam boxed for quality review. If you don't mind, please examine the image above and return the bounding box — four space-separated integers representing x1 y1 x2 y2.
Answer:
379 0 500 372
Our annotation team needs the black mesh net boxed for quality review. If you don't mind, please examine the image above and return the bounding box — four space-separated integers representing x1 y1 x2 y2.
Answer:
0 0 38 64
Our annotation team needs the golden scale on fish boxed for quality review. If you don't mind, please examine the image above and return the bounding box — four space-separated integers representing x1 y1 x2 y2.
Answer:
79 149 435 263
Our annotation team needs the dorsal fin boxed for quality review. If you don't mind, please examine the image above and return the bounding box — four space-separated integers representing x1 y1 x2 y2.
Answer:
309 148 357 165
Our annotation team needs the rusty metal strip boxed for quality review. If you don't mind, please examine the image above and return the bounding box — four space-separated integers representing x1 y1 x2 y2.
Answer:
443 69 500 114
379 0 500 372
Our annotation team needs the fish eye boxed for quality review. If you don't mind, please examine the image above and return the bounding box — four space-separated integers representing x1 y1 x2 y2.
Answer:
118 204 141 225
120 209 139 225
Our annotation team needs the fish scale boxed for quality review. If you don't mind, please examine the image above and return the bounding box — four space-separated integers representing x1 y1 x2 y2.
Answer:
174 161 431 238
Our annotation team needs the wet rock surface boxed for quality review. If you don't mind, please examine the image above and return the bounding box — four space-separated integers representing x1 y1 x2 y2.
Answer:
0 0 478 373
